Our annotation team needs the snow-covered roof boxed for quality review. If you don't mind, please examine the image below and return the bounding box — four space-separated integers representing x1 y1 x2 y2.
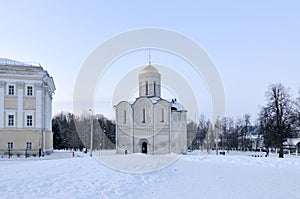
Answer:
166 99 185 111
285 138 300 146
148 97 185 110
149 97 161 104
125 97 186 111
171 101 185 111
128 100 135 105
294 126 300 131
0 58 40 67
0 58 55 94
246 134 259 139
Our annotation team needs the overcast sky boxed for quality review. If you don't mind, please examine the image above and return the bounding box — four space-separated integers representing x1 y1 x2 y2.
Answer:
1 1 299 122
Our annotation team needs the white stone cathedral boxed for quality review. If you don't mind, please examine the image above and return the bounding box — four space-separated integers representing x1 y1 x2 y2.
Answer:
115 64 187 155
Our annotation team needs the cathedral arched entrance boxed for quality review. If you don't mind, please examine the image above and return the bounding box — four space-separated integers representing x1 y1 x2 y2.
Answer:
139 139 148 154
142 142 147 154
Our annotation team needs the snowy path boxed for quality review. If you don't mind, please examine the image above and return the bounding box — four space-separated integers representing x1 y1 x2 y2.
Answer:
0 152 299 199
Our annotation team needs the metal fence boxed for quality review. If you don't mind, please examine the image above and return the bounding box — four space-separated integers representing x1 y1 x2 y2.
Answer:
0 58 41 67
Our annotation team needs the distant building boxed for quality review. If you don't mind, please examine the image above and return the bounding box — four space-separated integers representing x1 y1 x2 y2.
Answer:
284 127 300 155
246 126 264 151
245 126 300 155
115 64 187 155
0 58 55 155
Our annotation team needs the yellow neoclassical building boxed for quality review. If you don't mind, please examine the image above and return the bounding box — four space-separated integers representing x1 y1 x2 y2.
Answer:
0 58 55 155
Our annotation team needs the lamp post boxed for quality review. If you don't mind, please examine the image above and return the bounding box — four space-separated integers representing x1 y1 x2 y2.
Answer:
89 109 93 157
102 127 106 151
215 117 220 156
215 129 219 156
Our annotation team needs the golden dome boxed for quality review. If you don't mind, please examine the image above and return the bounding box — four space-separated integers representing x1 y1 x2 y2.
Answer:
140 65 159 74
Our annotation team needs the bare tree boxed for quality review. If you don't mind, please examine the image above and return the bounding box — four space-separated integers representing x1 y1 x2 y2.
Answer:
294 89 300 128
214 117 222 155
259 83 294 158
204 121 215 153
192 115 209 150
187 121 198 150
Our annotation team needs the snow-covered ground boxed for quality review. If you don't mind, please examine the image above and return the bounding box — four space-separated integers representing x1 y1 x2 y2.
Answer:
0 150 299 199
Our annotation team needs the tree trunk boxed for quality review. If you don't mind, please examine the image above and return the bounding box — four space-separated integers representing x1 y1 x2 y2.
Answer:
279 147 284 158
279 139 284 158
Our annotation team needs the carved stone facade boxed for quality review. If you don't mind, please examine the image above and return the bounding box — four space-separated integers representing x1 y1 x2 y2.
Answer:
115 65 187 155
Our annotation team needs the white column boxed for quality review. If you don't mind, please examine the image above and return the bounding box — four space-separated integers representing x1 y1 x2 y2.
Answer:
0 81 4 128
35 83 43 129
17 82 24 128
49 94 52 131
44 87 51 131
